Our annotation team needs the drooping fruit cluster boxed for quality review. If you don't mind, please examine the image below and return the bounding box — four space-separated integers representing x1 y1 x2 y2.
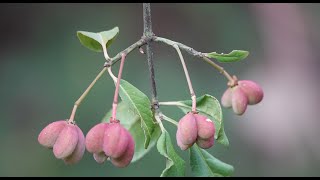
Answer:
176 112 215 150
221 79 264 115
38 120 85 164
85 119 135 168
38 119 135 167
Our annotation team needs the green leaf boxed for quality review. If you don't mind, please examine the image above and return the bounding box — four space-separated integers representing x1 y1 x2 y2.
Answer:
177 94 228 144
190 144 234 177
157 131 186 177
77 26 119 52
206 50 249 63
113 79 155 149
217 122 229 146
102 102 161 163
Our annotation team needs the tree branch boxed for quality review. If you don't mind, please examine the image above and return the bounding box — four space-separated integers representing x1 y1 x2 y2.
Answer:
143 3 159 110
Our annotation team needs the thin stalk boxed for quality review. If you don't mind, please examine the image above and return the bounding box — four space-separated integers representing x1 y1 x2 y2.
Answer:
110 53 126 122
68 67 107 123
173 44 197 112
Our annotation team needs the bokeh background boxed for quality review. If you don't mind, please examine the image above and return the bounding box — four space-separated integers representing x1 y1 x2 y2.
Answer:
1 3 320 177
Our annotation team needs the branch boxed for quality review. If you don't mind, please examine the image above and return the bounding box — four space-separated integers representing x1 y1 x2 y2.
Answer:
143 3 159 110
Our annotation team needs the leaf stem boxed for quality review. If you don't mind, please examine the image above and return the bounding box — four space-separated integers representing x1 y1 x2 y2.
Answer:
68 67 107 123
159 101 190 108
173 44 197 113
110 53 126 122
99 34 110 61
153 36 234 83
161 113 178 126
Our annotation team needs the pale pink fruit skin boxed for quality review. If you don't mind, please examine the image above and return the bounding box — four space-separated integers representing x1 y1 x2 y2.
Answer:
194 114 215 140
232 87 248 115
176 128 192 150
63 125 85 165
177 112 198 145
238 80 264 105
103 123 129 158
221 88 233 108
53 124 79 159
93 152 108 164
196 136 214 149
38 120 67 148
85 123 108 153
111 130 135 168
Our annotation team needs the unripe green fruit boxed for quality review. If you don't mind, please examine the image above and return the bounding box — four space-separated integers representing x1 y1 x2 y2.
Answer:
231 86 248 115
238 80 263 105
53 124 79 159
38 120 66 148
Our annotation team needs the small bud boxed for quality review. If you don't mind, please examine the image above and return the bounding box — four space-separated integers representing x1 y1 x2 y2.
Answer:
63 125 86 165
238 80 264 105
38 120 66 148
53 123 79 159
103 122 129 158
221 88 233 108
111 129 135 168
232 86 248 115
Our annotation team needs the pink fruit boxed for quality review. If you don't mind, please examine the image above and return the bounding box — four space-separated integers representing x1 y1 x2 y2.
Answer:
53 124 79 159
194 114 215 140
103 122 129 158
63 125 86 165
176 128 191 150
238 80 264 105
177 112 198 146
111 129 135 168
93 152 108 164
86 123 108 153
221 88 232 108
196 136 214 149
38 120 66 148
231 87 248 115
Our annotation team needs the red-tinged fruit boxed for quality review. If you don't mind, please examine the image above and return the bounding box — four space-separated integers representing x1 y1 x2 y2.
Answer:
196 136 214 149
232 87 248 115
53 124 79 159
103 122 129 158
93 152 108 164
38 120 66 148
85 123 108 153
238 80 264 105
177 112 198 146
111 130 135 168
194 114 215 140
221 88 233 108
63 125 86 165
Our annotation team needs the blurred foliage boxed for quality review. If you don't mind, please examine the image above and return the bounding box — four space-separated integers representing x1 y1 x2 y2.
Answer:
0 3 319 176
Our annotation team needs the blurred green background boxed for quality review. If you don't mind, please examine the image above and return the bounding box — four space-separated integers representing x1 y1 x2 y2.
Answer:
1 3 320 177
